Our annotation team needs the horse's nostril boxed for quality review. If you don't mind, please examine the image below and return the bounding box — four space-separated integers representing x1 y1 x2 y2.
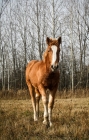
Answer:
56 65 59 69
51 65 53 68
55 66 58 69
51 65 59 70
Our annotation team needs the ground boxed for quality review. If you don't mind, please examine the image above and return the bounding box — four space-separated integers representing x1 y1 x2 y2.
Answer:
0 97 89 140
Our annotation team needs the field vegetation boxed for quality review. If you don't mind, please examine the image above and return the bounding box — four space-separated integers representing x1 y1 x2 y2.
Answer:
0 89 89 140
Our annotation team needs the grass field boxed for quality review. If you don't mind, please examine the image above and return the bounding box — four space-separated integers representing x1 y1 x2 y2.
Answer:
0 96 89 140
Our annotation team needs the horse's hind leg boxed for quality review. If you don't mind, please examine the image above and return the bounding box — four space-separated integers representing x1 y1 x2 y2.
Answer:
27 81 37 121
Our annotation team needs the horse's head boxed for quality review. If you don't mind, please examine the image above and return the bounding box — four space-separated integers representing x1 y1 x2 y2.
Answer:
44 37 61 71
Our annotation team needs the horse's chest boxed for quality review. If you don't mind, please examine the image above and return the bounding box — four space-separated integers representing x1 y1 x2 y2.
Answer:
42 72 59 90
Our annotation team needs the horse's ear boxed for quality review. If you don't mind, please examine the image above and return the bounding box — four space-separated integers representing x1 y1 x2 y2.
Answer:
46 37 50 45
58 37 61 44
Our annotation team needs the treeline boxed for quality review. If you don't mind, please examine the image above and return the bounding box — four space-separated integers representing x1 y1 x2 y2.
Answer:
0 0 89 91
0 59 89 90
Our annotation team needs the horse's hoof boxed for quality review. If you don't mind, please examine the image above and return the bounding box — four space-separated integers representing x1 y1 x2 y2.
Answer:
49 122 52 127
43 120 48 125
43 120 50 128
34 118 38 121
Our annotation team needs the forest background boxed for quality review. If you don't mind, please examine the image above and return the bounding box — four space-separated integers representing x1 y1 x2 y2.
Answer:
0 0 89 92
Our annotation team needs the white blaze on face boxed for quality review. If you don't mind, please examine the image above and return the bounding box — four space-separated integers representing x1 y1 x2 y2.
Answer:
51 45 57 65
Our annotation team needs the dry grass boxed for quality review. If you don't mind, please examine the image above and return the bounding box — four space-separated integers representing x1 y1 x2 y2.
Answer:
0 88 89 100
0 97 89 140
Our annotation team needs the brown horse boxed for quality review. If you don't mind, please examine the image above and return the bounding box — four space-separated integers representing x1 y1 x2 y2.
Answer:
26 37 61 126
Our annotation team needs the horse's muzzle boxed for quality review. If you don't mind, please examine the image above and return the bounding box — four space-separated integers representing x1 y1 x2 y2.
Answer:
51 65 59 71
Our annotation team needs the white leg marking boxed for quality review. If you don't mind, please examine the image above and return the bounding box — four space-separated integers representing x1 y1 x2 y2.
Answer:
34 111 38 121
48 93 54 126
42 96 48 125
32 99 37 121
48 108 52 127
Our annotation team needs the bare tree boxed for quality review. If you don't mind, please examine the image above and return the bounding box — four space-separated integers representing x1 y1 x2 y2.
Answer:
0 0 10 90
0 0 89 90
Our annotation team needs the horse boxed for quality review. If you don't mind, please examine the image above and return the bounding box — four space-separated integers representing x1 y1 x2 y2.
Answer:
26 37 61 127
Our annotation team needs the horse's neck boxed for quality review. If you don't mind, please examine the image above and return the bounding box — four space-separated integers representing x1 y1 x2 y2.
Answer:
44 55 51 72
42 50 51 71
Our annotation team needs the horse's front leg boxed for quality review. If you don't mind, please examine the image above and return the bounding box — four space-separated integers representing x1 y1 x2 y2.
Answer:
48 90 56 127
42 95 49 125
38 85 49 125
